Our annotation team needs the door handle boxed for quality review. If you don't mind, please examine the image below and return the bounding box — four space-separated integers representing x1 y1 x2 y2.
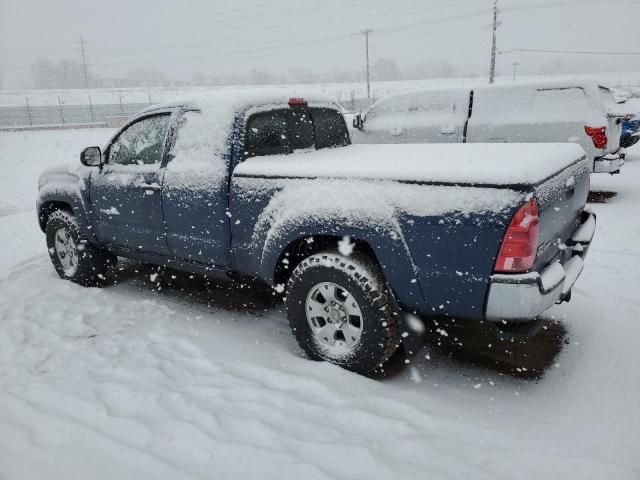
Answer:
565 176 576 196
139 182 161 191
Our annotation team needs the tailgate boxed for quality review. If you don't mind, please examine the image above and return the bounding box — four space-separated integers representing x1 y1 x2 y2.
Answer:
532 158 591 270
598 85 624 153
606 114 622 153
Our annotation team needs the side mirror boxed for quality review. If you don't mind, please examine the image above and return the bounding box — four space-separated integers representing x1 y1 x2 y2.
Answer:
352 113 364 130
80 146 102 167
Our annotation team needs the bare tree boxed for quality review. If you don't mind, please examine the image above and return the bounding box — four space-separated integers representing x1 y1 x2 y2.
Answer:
127 67 169 87
31 58 86 88
372 58 400 81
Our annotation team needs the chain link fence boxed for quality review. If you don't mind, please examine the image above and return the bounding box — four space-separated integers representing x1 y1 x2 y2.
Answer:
0 91 373 129
0 98 371 129
0 97 151 128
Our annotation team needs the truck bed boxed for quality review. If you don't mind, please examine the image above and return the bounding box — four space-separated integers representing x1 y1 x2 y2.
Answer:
233 143 587 188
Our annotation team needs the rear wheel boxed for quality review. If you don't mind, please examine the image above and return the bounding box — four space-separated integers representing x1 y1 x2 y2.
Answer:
46 210 116 286
285 252 399 374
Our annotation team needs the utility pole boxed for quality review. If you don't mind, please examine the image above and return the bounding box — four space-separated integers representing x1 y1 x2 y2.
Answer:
512 61 520 82
79 34 89 88
360 28 374 99
489 0 499 84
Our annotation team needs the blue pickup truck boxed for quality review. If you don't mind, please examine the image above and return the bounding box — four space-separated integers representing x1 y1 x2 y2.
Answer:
37 91 596 374
620 114 640 149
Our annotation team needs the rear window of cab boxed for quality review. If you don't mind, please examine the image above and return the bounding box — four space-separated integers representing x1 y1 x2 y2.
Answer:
245 106 349 158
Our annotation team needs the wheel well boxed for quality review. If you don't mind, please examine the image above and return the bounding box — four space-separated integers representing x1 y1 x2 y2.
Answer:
273 235 381 287
38 201 72 232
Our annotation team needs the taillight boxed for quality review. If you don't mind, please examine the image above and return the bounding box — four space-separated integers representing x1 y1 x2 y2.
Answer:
288 97 308 106
585 125 607 149
494 198 540 273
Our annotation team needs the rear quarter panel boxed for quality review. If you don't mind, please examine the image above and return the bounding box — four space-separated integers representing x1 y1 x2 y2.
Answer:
229 174 521 319
400 210 516 319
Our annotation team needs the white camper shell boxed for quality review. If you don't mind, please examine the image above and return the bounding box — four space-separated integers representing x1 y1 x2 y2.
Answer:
353 80 625 174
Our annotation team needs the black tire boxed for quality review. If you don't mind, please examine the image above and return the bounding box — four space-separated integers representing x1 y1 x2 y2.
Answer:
46 210 116 286
285 252 399 374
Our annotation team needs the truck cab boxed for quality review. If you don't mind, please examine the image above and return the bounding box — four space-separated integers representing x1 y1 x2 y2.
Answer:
43 94 349 270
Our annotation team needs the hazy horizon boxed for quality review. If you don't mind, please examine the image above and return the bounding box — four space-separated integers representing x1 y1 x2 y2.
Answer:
1 0 639 89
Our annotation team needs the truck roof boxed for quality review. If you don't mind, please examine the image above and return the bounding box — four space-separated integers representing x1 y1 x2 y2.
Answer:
141 89 340 115
132 89 341 156
366 78 623 116
131 89 341 157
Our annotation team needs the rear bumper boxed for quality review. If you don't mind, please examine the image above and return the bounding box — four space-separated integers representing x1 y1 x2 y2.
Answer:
593 153 624 174
485 210 596 322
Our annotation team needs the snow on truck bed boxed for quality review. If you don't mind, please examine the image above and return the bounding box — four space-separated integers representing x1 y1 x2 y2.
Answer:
235 143 586 186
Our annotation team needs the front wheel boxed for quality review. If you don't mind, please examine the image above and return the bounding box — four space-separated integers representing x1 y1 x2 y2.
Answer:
46 210 116 286
285 253 399 374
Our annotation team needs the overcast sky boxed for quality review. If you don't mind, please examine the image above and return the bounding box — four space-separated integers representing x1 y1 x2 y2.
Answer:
1 0 639 88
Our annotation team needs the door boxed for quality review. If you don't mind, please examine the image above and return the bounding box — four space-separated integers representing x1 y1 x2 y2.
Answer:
90 113 172 255
162 110 235 267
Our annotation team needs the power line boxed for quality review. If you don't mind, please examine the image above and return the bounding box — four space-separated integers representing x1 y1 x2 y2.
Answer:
87 7 492 68
503 48 640 56
372 8 490 37
0 0 484 57
92 33 357 67
102 0 476 56
500 0 637 13
0 0 635 58
5 1 635 75
5 6 489 70
155 0 478 46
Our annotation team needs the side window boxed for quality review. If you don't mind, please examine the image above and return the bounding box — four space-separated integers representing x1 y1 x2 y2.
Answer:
311 108 350 149
168 111 228 184
289 107 315 150
109 114 171 166
245 110 289 158
533 88 588 119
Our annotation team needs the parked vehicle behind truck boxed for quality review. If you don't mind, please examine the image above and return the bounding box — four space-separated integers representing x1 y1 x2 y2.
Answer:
352 80 625 174
37 91 596 374
620 114 640 149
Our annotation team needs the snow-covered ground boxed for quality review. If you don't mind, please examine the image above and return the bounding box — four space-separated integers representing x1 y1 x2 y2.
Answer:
0 129 639 479
0 128 115 216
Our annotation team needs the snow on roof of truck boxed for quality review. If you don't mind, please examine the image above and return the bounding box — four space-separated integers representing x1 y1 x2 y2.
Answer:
366 78 621 115
365 86 471 114
472 80 624 123
136 88 339 155
143 88 339 114
474 79 617 104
